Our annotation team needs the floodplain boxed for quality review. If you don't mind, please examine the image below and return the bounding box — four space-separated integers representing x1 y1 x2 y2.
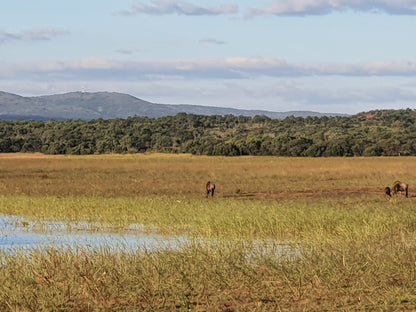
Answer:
0 153 416 311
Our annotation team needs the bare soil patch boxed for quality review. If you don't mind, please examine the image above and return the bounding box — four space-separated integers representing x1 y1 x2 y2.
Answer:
222 187 397 200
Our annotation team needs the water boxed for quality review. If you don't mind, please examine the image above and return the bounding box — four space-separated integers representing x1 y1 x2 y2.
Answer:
0 215 186 254
0 215 302 261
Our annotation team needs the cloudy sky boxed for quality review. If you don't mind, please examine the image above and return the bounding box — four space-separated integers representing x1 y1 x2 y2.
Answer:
1 0 416 114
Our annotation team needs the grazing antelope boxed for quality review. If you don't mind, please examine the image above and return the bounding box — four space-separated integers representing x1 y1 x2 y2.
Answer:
385 181 408 197
392 180 408 197
206 181 216 197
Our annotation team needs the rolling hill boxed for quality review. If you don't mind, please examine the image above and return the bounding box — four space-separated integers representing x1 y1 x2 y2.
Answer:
0 91 346 120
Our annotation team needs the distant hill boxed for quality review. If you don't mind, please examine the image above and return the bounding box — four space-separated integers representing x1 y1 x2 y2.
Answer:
0 91 347 120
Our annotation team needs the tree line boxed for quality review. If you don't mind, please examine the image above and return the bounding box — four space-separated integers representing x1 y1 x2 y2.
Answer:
1 109 415 156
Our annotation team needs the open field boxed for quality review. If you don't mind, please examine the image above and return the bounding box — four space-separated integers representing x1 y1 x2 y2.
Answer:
0 153 415 199
1 153 416 311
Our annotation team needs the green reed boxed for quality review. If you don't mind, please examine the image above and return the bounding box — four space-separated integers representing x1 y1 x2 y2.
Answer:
1 193 415 241
1 231 416 311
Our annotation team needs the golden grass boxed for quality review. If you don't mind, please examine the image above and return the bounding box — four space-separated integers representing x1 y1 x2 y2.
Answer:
1 153 414 199
1 153 416 311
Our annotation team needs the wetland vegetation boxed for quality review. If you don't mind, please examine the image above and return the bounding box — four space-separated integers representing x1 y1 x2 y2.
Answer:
0 154 416 311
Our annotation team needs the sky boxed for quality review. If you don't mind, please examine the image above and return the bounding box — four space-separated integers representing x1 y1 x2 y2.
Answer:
1 0 416 114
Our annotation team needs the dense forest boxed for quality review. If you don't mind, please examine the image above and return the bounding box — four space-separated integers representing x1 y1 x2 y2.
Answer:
0 109 415 156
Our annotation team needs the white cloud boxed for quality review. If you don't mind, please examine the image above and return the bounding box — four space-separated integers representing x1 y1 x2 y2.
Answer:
199 38 227 45
116 49 134 55
0 28 69 45
2 58 416 114
248 0 416 16
70 58 114 70
2 58 416 80
120 0 238 16
278 83 416 105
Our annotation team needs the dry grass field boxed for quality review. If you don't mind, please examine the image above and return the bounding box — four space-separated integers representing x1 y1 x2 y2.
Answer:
0 152 414 199
1 153 416 311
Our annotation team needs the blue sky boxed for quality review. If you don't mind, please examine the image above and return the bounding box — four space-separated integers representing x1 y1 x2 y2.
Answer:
1 0 416 114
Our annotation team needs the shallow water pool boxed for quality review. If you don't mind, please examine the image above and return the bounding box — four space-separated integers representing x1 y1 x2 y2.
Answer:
0 215 186 254
0 215 303 262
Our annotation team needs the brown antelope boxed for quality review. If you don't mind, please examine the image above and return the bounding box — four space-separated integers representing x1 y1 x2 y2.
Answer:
385 181 408 197
392 180 408 197
206 181 216 197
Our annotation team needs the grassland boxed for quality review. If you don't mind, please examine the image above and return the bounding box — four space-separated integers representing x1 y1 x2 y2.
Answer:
1 153 416 311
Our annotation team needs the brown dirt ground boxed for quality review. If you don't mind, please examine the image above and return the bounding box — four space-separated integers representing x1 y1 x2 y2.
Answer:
221 187 413 200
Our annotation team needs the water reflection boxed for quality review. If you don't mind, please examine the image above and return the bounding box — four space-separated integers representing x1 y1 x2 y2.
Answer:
0 215 186 254
0 215 303 261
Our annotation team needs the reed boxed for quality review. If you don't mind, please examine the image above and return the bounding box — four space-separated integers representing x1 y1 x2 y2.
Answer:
1 194 414 240
1 235 416 311
1 153 416 311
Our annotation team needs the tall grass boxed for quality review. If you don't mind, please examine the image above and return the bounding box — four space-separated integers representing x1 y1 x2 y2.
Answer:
1 193 414 240
1 236 416 311
1 153 416 310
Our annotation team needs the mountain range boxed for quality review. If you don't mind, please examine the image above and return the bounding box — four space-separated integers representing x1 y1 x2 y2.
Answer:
0 91 347 120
